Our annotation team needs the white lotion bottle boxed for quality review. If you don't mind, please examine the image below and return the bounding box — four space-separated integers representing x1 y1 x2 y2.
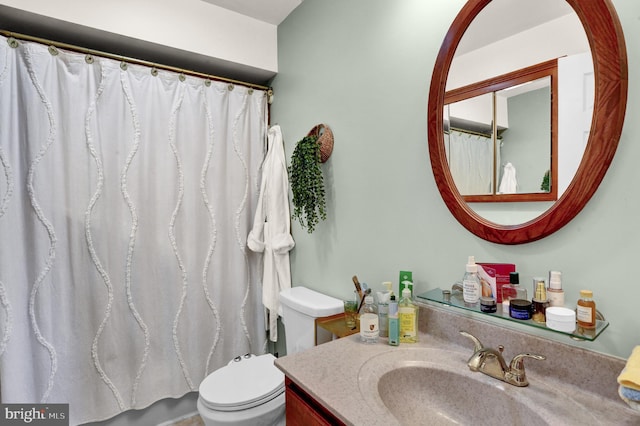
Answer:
463 256 481 305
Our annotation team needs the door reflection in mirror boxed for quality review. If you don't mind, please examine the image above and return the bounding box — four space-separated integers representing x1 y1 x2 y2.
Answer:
497 78 551 194
445 78 552 197
444 59 559 203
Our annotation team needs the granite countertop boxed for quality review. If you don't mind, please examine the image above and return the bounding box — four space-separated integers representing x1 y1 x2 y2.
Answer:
275 302 640 425
276 332 457 425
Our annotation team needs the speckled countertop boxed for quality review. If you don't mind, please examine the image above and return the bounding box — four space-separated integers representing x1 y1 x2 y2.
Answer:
275 301 640 425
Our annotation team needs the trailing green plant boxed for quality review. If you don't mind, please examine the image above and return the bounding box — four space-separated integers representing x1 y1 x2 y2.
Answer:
288 134 326 233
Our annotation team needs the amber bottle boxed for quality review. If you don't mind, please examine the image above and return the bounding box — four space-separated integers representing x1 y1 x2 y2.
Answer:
576 290 596 329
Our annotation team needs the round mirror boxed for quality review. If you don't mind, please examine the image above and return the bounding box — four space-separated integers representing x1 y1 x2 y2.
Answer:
428 0 627 244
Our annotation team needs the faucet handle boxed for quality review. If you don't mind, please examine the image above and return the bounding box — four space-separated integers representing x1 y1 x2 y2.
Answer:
510 353 546 371
459 330 484 352
506 353 546 387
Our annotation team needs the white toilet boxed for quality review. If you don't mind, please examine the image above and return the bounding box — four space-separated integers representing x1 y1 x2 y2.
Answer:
197 286 343 426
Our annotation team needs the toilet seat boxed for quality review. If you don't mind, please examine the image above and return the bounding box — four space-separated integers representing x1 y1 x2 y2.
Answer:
199 353 284 412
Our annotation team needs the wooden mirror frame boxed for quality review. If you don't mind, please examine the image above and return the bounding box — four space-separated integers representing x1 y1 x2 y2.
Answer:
428 0 627 244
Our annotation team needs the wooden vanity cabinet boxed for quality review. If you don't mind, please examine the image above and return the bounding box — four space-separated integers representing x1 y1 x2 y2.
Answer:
285 377 345 426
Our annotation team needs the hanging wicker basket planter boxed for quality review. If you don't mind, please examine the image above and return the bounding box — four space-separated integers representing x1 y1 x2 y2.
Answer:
307 123 334 163
288 123 334 233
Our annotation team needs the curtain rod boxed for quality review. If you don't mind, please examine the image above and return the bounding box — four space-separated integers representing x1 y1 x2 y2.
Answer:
0 29 272 93
448 126 492 139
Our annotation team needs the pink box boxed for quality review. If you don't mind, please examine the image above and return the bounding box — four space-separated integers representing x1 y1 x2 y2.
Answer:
477 263 516 303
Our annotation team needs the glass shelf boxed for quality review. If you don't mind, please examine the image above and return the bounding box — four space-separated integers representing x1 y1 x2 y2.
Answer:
416 288 608 341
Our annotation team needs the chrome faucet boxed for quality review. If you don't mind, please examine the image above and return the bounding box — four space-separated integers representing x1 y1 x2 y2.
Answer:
460 331 546 387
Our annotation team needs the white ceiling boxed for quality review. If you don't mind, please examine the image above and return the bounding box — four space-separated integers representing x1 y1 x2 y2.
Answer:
457 0 575 55
202 0 574 52
201 0 303 25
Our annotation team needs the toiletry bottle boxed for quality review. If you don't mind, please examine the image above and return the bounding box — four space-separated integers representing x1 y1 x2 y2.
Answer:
399 288 418 343
360 295 379 343
547 271 565 307
399 271 413 297
462 256 481 306
388 294 399 346
501 272 527 311
377 282 392 338
531 279 549 323
532 277 545 299
576 290 596 329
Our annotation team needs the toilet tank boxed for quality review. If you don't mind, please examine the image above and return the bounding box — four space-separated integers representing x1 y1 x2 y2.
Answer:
279 286 343 355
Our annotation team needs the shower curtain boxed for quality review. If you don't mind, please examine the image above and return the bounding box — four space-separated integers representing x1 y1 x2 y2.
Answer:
447 130 494 195
0 36 268 424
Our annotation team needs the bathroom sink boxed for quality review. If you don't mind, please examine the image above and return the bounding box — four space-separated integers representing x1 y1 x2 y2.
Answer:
358 347 603 425
377 366 544 424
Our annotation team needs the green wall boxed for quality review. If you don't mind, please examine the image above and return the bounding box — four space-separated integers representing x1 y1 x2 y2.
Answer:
271 0 639 359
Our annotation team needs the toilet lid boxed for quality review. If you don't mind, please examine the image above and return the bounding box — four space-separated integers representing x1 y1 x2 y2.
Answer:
199 353 285 412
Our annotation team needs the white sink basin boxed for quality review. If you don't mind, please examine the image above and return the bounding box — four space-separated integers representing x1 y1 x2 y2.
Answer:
358 347 602 425
377 365 545 424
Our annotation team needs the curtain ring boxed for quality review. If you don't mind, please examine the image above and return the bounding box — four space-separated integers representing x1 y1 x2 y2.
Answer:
7 37 19 48
179 74 186 82
120 61 128 70
150 67 158 76
204 79 211 87
85 54 95 64
227 84 234 91
48 45 59 56
248 88 254 95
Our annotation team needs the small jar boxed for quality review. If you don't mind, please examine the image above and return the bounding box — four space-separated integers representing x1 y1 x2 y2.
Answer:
509 299 532 320
546 307 576 333
480 296 497 313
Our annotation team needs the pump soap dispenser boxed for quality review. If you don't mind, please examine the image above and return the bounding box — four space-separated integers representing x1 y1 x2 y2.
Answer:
399 288 418 343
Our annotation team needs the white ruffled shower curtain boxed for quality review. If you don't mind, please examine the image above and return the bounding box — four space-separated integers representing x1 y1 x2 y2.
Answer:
0 36 268 424
447 130 495 195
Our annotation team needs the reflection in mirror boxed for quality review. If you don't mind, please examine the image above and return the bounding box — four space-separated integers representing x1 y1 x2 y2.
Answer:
497 78 552 194
444 59 558 203
447 0 583 90
444 93 495 196
427 0 627 244
444 0 590 216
